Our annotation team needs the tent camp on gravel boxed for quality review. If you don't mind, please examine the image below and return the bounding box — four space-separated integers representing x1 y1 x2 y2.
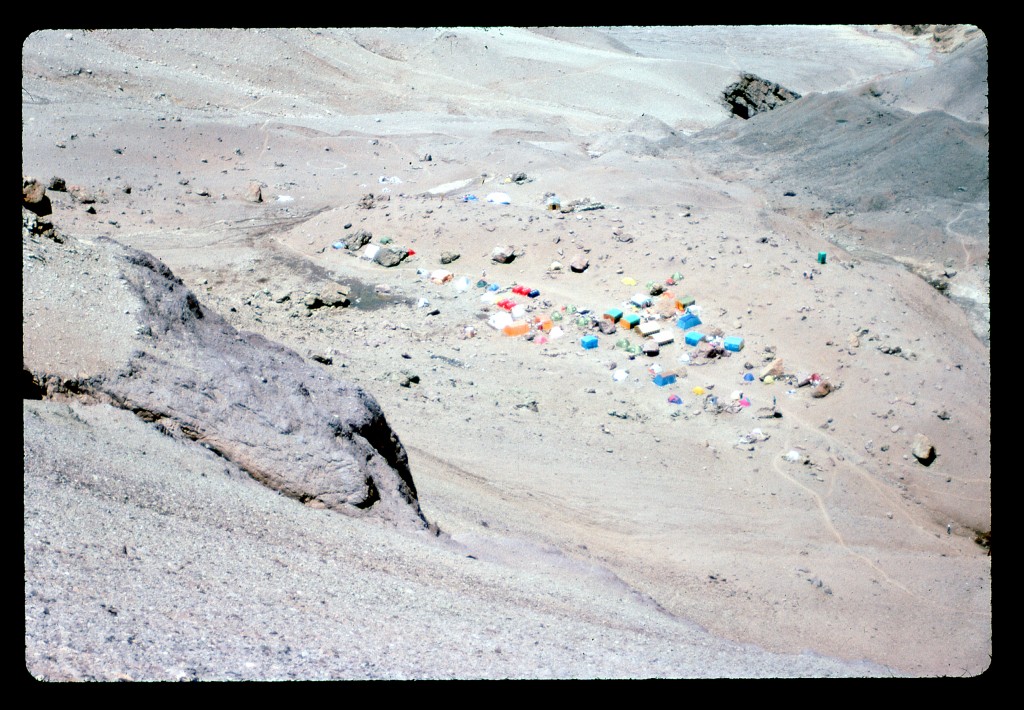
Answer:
23 25 989 680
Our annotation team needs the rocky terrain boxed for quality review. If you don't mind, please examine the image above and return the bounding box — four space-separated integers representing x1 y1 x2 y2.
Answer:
23 26 990 679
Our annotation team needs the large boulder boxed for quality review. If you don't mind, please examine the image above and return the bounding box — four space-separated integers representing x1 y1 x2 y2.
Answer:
22 228 424 527
722 73 801 119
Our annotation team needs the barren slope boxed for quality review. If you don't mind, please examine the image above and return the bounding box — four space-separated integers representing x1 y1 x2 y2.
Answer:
23 26 990 679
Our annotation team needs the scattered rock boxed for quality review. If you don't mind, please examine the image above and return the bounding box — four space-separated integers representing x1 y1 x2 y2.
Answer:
570 255 590 273
491 246 516 264
738 429 770 445
358 193 388 209
811 381 834 398
304 285 349 310
374 247 408 268
345 229 373 251
22 176 52 216
397 371 420 388
318 284 351 308
47 176 67 192
244 182 263 203
912 434 937 466
23 206 62 243
561 197 604 213
760 358 784 380
440 251 460 265
597 319 617 335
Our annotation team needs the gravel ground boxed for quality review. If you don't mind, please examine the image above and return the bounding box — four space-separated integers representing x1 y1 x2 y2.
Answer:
23 26 990 679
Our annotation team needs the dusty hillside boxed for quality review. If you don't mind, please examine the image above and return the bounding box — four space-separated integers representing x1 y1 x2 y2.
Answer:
690 88 989 343
23 26 990 679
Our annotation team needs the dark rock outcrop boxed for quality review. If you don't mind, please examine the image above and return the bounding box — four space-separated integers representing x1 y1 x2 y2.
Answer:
723 73 801 119
23 227 424 527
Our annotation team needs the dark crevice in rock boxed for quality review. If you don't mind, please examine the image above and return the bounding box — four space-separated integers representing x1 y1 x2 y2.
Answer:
184 293 204 320
133 407 162 423
352 475 380 510
356 416 419 503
